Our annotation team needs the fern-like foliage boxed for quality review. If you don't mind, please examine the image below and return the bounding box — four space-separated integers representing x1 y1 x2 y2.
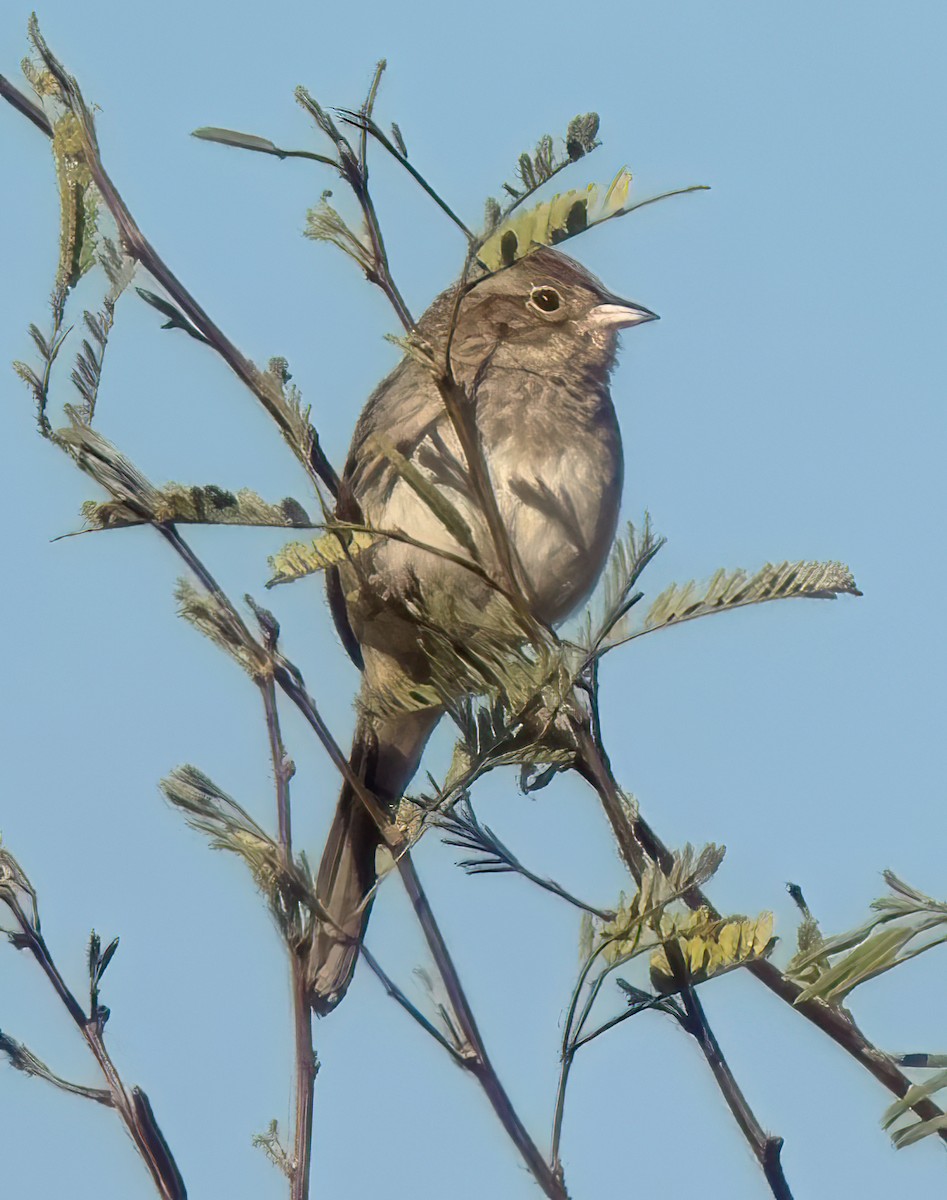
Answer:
267 528 376 585
175 581 270 681
600 558 862 654
499 112 601 203
160 765 315 940
787 871 947 1008
586 845 727 966
576 516 666 656
478 168 633 271
883 1072 947 1149
0 1033 111 1105
649 908 775 991
304 192 374 273
251 1120 295 1179
82 485 312 532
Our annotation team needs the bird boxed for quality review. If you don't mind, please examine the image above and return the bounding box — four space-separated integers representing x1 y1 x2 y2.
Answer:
309 245 657 1014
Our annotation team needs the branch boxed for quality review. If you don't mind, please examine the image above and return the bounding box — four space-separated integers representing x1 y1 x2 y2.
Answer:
295 85 414 331
337 111 474 240
0 861 185 1200
256 658 317 1200
299 79 546 642
142 515 562 1197
666 941 793 1200
3 42 339 501
361 944 465 1061
436 799 613 920
394 853 568 1200
0 72 51 134
570 709 947 1142
550 939 614 1176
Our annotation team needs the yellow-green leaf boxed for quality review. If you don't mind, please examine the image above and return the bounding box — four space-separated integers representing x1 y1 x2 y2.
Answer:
51 112 98 290
650 910 775 991
477 169 633 270
267 529 375 586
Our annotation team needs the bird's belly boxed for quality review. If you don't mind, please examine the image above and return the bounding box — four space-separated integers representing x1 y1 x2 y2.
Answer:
493 435 622 624
351 408 622 642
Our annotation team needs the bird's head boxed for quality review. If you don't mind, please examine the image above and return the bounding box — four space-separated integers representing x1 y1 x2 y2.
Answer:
420 246 657 381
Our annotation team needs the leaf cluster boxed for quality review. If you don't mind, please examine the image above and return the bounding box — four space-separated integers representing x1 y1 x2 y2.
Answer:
787 872 947 1007
505 113 601 199
160 765 317 942
583 844 728 966
478 168 632 271
83 483 312 532
649 908 775 991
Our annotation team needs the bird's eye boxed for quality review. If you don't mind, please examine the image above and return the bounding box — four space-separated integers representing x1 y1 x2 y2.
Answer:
529 286 562 314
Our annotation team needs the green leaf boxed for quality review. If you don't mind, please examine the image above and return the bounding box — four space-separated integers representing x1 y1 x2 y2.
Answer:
81 484 312 532
477 168 633 270
793 923 922 1005
136 288 209 343
267 529 376 586
192 127 287 156
890 1114 947 1149
51 111 99 291
650 909 775 990
882 1069 947 1130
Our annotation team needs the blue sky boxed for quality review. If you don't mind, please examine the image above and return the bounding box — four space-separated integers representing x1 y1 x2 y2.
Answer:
1 3 946 1197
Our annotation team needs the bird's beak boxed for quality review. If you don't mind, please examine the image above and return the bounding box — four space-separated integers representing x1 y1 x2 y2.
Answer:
589 300 659 329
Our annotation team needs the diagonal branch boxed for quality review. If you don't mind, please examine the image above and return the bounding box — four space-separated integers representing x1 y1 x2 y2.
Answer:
665 940 793 1199
361 944 466 1061
338 111 474 241
2 49 339 502
0 72 51 134
0 869 185 1199
570 708 947 1143
256 661 317 1200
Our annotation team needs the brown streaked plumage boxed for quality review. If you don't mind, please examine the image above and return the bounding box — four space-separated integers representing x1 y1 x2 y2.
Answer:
310 247 657 1014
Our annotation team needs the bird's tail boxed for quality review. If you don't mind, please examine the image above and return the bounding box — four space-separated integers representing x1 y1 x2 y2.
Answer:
308 706 440 1015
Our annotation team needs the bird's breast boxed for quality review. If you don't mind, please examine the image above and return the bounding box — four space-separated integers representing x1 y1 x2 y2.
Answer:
348 368 624 634
487 397 623 623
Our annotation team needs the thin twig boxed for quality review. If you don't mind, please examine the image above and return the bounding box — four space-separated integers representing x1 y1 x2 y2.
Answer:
261 681 293 861
1 891 185 1199
550 952 607 1175
434 371 540 632
302 87 415 333
666 941 793 1200
361 944 464 1061
1 59 339 501
259 677 316 1200
0 72 51 134
570 707 947 1142
155 526 561 1195
395 854 568 1200
572 994 670 1050
339 112 474 240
